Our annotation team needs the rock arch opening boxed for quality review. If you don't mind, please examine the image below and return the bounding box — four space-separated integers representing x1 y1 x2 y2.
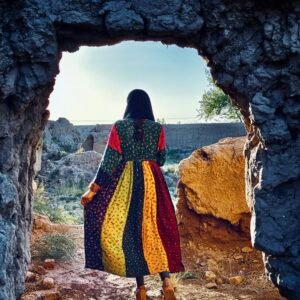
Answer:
35 39 259 299
48 41 210 125
0 1 299 299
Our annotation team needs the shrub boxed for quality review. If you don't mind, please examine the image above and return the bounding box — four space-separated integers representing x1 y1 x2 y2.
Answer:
33 183 50 215
31 232 77 261
48 168 59 181
33 183 81 225
48 207 80 225
176 271 198 280
53 181 86 197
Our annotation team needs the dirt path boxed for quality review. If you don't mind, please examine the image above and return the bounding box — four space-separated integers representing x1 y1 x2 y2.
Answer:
22 223 284 300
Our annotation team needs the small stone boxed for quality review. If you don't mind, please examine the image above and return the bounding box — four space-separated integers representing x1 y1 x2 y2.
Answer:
205 282 217 289
21 291 61 300
188 241 196 249
30 264 47 275
221 276 230 284
21 295 36 300
216 277 224 285
200 262 206 267
234 255 243 260
241 246 253 253
42 277 55 289
27 264 35 272
253 259 260 263
43 259 55 270
36 265 47 275
205 271 217 282
70 278 90 290
25 271 37 282
229 276 245 285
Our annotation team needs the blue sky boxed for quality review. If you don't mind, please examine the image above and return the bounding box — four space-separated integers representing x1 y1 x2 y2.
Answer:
49 41 210 124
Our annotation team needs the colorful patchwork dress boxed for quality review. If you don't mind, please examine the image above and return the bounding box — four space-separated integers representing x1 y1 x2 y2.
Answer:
83 117 185 277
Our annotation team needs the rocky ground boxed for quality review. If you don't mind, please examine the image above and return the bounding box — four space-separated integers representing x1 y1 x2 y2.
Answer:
21 214 284 300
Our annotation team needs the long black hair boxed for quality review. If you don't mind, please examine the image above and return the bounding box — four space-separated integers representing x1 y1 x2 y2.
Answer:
123 89 155 121
123 89 155 141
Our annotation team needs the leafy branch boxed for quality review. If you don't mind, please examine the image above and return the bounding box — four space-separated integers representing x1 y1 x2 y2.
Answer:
197 69 241 122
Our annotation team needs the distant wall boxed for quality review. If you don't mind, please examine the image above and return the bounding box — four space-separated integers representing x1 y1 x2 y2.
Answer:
164 123 246 149
76 123 246 150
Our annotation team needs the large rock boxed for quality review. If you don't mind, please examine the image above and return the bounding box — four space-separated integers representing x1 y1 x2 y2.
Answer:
176 183 251 244
178 137 249 225
44 150 102 188
43 118 82 155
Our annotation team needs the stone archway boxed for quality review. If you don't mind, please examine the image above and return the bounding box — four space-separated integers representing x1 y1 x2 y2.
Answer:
0 1 299 299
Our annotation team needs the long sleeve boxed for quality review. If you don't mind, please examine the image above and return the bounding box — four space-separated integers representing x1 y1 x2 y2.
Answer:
156 125 166 166
91 123 122 187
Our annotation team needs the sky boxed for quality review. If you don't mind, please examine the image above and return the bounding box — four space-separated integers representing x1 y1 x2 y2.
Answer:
49 41 211 124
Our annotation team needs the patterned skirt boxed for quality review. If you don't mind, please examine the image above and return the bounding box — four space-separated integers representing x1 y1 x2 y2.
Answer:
83 160 185 277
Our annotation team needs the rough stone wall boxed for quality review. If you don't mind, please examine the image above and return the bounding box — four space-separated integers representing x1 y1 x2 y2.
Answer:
163 123 245 149
82 132 108 153
0 1 299 299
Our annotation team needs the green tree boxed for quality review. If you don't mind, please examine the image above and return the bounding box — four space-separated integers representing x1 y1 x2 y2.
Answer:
197 69 241 121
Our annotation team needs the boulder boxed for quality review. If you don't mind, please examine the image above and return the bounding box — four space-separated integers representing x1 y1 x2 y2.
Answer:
178 136 249 225
43 118 82 154
45 151 102 188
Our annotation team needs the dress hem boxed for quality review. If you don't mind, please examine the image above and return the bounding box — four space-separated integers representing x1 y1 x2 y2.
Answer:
84 264 185 278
